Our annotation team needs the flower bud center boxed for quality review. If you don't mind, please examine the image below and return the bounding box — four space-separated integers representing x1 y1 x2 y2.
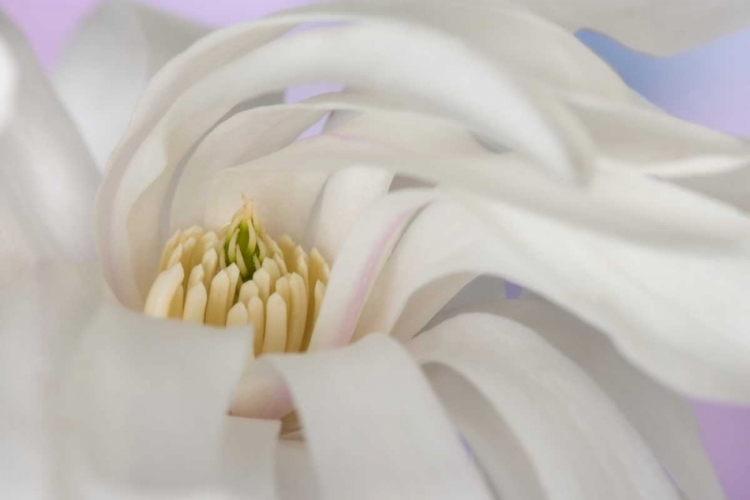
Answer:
144 198 330 355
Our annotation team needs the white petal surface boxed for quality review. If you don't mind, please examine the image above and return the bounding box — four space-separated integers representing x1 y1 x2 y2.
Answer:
293 110 750 245
332 188 750 403
63 302 252 491
99 10 590 307
308 190 437 349
368 0 750 55
448 298 724 500
569 96 750 176
219 417 280 500
673 166 750 213
276 440 320 500
0 262 101 498
54 1 209 169
0 34 16 130
170 105 328 232
255 334 492 500
334 2 750 177
410 313 679 500
0 14 99 274
309 165 394 262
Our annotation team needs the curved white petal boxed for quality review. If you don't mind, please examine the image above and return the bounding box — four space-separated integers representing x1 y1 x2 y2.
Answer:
54 1 209 169
359 193 750 403
335 2 750 177
308 165 394 262
309 190 438 349
208 110 750 250
98 10 592 308
219 417 280 500
368 0 750 55
569 96 750 177
409 313 679 499
0 15 100 275
0 34 16 130
673 166 750 213
170 105 328 232
446 298 724 500
0 262 101 498
0 261 286 498
62 304 253 494
276 439 320 500
251 334 492 499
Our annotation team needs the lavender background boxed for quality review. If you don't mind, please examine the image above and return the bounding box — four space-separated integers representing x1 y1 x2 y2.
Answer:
0 0 748 497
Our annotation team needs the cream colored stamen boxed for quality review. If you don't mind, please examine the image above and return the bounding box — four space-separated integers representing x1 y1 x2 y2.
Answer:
144 198 330 355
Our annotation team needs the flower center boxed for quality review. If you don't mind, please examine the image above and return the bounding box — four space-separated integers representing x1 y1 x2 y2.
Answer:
144 197 330 355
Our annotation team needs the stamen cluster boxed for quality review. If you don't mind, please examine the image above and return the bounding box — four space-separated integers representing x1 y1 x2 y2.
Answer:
144 199 330 355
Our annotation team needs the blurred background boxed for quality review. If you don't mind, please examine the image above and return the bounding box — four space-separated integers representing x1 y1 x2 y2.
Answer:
1 0 748 497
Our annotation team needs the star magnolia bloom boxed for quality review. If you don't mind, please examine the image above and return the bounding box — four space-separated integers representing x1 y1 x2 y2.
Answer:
2 1 750 499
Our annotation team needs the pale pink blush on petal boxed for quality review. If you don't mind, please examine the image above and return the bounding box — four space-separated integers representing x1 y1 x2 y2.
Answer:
332 208 417 347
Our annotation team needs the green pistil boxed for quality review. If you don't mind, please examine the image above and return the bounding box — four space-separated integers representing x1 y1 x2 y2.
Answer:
224 219 263 281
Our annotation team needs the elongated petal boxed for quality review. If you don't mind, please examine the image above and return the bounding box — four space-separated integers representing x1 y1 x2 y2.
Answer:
205 169 329 245
310 166 394 262
368 0 750 55
409 313 679 499
443 298 724 500
262 109 750 245
673 166 750 213
308 190 438 349
63 302 252 492
99 11 590 307
53 1 209 168
220 417 280 500
252 335 492 499
170 105 328 232
0 14 99 274
569 96 750 176
0 262 101 498
276 440 320 500
0 34 16 131
333 2 750 177
379 188 750 402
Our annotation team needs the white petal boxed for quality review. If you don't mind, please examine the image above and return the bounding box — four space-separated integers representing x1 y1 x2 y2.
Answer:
333 3 750 177
219 417 280 499
99 12 590 307
354 201 488 342
310 165 394 262
254 335 492 499
62 303 252 491
54 1 209 169
447 298 724 500
170 104 328 232
673 165 750 213
0 262 101 498
308 190 438 349
0 15 99 269
330 1 632 102
409 313 679 499
352 193 750 403
570 96 750 177
205 169 329 245
370 0 750 55
276 440 320 500
240 109 750 246
0 34 16 130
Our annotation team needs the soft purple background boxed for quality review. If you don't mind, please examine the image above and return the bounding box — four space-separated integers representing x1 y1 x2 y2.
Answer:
1 0 748 497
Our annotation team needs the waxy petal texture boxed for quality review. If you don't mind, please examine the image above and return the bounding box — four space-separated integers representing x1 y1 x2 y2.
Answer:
410 313 679 499
258 335 493 500
0 14 99 285
54 1 209 169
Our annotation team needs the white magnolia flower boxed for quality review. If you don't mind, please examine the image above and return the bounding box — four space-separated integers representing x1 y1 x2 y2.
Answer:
1 1 750 499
